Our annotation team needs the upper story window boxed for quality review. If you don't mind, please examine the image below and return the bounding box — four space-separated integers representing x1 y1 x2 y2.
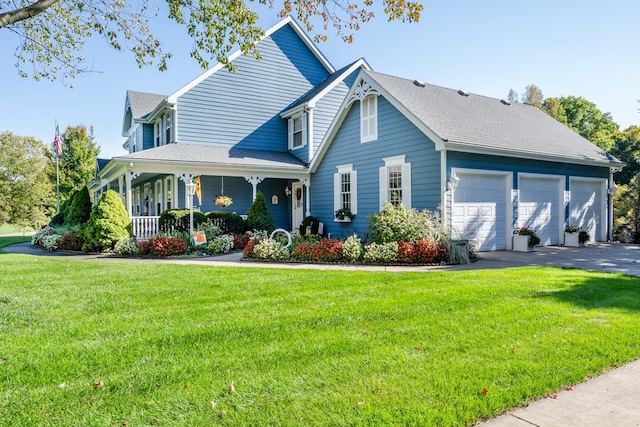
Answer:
379 155 411 210
288 114 306 150
165 115 172 144
361 95 378 143
154 121 160 147
334 164 357 221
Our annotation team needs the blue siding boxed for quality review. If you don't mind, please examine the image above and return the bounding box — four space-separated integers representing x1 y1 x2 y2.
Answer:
447 151 609 190
311 96 441 239
142 124 154 150
176 24 330 152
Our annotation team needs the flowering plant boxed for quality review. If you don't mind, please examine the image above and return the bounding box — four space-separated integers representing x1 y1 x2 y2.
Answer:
515 226 540 248
335 208 355 221
214 195 233 208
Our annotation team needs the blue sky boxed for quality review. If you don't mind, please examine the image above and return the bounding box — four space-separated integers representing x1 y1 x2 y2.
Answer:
2 0 639 159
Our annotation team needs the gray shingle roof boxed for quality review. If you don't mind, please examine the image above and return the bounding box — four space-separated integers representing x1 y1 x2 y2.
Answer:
115 143 307 169
364 70 621 165
127 90 166 120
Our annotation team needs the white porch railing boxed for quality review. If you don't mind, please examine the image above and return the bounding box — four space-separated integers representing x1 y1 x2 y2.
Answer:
131 216 160 240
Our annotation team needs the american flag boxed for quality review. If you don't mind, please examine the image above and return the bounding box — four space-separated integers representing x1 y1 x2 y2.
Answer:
53 124 63 158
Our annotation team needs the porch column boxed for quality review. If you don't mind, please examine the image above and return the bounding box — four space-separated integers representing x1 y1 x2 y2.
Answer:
303 178 310 217
118 175 124 203
125 172 132 217
244 176 264 201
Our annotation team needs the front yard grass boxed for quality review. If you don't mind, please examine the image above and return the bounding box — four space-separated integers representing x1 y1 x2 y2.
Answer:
1 249 639 425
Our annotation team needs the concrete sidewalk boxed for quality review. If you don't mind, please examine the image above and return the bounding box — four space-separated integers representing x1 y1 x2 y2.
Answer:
5 241 640 426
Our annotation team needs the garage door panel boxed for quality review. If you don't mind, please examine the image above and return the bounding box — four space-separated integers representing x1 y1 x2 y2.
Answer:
570 179 603 242
452 173 507 251
518 177 561 246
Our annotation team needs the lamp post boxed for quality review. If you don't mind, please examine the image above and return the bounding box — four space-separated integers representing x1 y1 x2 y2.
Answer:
186 180 196 235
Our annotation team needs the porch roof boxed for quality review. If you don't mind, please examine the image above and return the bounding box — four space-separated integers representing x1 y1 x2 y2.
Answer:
114 143 307 169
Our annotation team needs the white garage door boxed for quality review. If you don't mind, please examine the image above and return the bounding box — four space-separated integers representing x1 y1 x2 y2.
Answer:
518 176 562 246
452 173 508 251
570 179 605 242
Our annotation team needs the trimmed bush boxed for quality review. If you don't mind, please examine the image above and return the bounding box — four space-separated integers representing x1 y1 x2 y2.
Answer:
137 235 186 257
245 192 275 233
114 237 139 255
64 187 92 226
205 211 244 234
58 232 84 251
159 208 206 234
82 190 131 252
363 242 398 263
253 239 289 260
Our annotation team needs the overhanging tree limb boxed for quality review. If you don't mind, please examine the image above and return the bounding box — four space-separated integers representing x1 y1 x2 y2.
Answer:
0 0 60 28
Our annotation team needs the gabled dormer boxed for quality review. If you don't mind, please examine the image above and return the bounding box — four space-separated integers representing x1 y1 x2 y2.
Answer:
122 90 166 153
280 58 371 164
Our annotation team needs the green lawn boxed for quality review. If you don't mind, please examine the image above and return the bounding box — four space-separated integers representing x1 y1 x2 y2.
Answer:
0 224 33 235
1 245 639 426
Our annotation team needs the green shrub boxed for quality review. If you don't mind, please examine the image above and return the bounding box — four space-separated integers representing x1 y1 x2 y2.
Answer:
245 192 275 233
49 211 64 226
343 234 363 262
64 186 92 226
114 237 139 255
253 238 289 260
159 208 206 234
82 190 131 252
363 242 398 263
205 211 245 234
62 190 78 224
368 202 436 243
206 235 234 255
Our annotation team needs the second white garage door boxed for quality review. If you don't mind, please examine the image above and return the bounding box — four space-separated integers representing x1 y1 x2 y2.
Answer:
451 172 509 251
518 175 563 246
569 178 606 242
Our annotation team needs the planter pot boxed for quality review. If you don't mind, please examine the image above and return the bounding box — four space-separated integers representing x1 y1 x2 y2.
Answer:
513 234 535 252
564 232 584 247
335 217 352 223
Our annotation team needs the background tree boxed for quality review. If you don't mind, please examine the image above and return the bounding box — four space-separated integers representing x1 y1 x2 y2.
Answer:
541 97 568 125
0 0 423 83
610 126 640 185
507 89 518 104
521 84 543 108
0 131 55 228
51 125 100 206
64 186 92 226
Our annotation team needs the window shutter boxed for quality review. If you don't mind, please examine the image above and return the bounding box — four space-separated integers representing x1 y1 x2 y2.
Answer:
333 172 341 214
351 170 358 215
402 162 412 208
302 113 307 148
287 118 293 149
379 166 387 211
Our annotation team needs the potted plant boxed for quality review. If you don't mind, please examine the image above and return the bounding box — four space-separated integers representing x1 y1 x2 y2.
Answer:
335 208 355 222
513 226 540 252
564 224 582 247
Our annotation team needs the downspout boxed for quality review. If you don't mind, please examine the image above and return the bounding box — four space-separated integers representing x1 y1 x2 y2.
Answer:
608 169 615 242
307 106 314 163
441 149 447 224
171 103 178 143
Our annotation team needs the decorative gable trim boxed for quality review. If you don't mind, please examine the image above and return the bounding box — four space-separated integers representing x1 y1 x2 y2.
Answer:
347 78 378 106
168 17 334 104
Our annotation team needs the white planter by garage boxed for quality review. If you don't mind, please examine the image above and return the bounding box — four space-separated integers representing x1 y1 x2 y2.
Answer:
513 234 535 252
564 232 584 247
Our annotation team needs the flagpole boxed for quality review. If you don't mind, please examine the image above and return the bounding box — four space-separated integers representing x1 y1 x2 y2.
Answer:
56 154 60 214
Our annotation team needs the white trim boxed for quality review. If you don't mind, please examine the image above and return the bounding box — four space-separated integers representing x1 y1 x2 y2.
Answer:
380 156 411 210
451 167 513 250
333 164 357 220
168 18 334 104
288 113 307 150
164 175 174 210
441 150 447 222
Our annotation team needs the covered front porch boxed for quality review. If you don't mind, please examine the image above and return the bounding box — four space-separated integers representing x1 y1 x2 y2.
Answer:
91 144 311 240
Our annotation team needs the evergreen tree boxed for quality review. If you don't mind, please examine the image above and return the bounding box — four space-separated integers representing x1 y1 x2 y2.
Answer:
82 190 131 252
245 191 275 233
65 186 92 226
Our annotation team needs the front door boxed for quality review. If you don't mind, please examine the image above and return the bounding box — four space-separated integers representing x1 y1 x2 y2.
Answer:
292 182 304 231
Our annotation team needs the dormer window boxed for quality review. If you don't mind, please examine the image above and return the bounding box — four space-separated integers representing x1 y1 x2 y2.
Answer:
288 113 306 150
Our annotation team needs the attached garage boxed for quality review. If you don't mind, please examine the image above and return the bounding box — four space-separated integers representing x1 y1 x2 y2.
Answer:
517 175 564 246
451 171 511 251
569 178 607 242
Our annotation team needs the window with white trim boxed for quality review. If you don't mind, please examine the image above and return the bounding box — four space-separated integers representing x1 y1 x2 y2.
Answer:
154 121 160 147
361 95 378 143
334 164 358 221
288 114 306 150
379 155 411 210
165 176 173 210
165 114 172 144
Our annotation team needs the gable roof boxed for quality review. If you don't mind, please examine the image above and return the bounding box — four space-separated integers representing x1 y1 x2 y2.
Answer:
168 17 335 104
312 69 622 171
281 58 371 116
126 90 166 120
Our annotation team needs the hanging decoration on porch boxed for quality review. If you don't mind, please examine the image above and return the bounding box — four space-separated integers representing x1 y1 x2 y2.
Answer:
193 176 202 205
214 176 233 208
